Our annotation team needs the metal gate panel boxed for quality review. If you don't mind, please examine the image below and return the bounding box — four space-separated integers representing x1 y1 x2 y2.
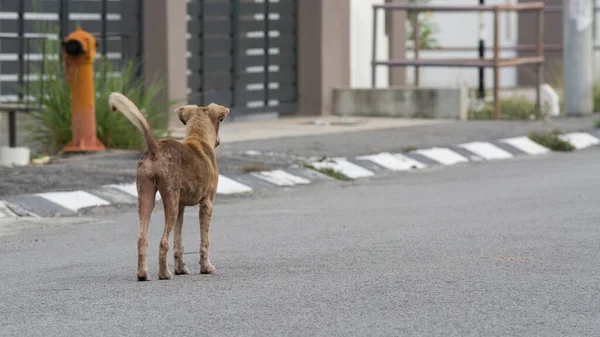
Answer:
0 0 142 103
187 0 298 120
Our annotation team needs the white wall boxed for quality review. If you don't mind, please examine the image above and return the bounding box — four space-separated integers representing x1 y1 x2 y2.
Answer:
350 0 389 88
349 0 519 90
406 0 518 89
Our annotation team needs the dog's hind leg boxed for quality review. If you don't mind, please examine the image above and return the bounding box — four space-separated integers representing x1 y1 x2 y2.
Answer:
173 205 189 275
136 177 157 281
199 198 216 274
157 184 179 280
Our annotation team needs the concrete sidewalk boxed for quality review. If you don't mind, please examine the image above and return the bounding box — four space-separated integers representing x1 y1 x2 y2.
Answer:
170 116 450 143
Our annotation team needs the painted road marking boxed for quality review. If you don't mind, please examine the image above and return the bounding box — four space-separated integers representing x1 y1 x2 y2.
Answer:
415 147 469 165
458 141 514 160
559 132 600 150
499 136 551 155
35 190 111 212
250 169 311 186
216 175 254 195
311 158 375 179
357 152 427 171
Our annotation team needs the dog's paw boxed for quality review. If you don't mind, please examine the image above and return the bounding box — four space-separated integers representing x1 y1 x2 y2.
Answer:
175 265 190 275
158 270 174 280
137 271 151 281
200 263 216 274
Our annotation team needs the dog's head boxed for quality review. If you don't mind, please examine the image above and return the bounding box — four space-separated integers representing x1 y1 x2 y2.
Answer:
176 103 229 147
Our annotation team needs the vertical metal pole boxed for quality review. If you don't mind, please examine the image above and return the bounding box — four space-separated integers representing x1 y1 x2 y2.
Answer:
40 38 46 110
8 111 16 147
136 0 144 82
564 0 594 115
371 7 378 88
536 7 544 116
18 0 25 104
478 0 486 99
25 39 31 108
101 0 108 57
413 10 420 87
59 0 70 40
263 0 270 108
292 0 299 114
230 0 239 111
493 7 500 119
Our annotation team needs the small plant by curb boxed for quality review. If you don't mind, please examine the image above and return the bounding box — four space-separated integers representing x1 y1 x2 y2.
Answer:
303 163 351 181
468 95 540 120
594 118 600 129
528 130 575 152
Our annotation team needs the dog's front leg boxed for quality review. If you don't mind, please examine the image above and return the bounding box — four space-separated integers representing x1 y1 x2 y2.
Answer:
174 205 189 275
199 199 216 274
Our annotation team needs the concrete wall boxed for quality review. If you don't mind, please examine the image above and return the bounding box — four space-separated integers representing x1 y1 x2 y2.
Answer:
333 87 468 119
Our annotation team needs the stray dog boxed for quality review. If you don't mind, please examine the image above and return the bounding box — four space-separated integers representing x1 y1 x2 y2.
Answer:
108 92 228 281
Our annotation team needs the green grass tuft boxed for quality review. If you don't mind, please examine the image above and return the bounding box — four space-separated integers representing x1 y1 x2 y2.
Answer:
528 130 575 152
303 162 351 181
468 95 540 120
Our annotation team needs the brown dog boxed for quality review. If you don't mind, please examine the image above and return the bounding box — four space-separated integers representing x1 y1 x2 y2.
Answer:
108 92 228 281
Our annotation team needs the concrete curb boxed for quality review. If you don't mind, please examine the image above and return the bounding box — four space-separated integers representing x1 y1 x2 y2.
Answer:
1 130 599 218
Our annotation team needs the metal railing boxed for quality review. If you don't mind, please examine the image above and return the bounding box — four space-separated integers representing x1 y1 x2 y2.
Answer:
372 2 545 120
404 5 600 55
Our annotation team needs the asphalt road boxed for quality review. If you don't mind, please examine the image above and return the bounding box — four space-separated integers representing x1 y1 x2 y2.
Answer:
1 147 599 336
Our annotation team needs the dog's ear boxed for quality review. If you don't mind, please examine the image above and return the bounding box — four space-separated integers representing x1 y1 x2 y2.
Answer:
175 105 203 125
207 103 229 123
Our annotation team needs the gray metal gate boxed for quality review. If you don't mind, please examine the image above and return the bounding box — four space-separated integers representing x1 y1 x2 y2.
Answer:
187 0 298 121
0 0 143 104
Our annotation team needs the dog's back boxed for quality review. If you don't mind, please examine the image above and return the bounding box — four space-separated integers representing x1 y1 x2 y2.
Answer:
138 138 218 206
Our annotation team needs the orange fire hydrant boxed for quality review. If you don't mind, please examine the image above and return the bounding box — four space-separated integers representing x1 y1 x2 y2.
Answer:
61 27 105 152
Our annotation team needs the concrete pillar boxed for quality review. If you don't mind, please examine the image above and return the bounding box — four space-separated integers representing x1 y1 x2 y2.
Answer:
386 0 406 86
142 0 188 128
297 0 351 116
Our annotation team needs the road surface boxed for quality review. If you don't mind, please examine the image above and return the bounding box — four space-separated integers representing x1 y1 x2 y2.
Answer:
1 147 599 336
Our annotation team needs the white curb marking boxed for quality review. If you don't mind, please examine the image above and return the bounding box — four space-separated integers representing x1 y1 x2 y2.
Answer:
0 201 17 218
35 190 111 212
107 183 162 201
216 175 253 195
311 158 375 179
499 136 551 155
458 141 514 160
357 152 427 171
415 147 469 165
110 175 254 197
559 132 600 150
250 169 311 186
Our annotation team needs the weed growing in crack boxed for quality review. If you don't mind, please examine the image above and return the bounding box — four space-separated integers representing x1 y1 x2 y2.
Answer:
302 163 351 181
528 130 575 152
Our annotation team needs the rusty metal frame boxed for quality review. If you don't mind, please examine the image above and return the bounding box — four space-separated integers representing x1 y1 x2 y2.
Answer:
404 5 600 54
372 2 545 120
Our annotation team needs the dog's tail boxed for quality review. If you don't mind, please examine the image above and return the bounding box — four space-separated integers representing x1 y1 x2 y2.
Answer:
108 92 159 156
